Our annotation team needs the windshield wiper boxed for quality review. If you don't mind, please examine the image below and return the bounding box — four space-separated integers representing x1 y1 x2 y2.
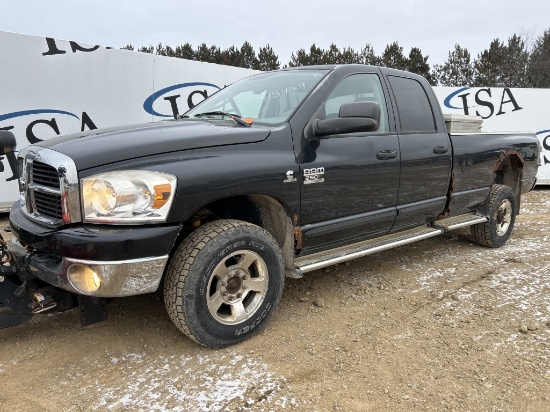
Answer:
193 111 251 127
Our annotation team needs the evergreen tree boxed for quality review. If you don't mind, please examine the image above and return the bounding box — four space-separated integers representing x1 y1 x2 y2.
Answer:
324 43 342 64
308 44 324 65
119 30 550 88
195 43 222 64
359 44 380 65
138 45 154 54
258 44 280 71
155 42 167 56
407 47 434 84
340 47 361 64
220 45 242 67
380 42 408 70
240 41 260 69
164 45 176 57
502 34 529 87
174 43 195 60
209 45 222 64
433 44 474 86
288 49 310 67
473 39 506 86
527 29 550 88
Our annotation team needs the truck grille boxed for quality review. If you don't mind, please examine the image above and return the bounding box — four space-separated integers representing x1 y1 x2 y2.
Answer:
27 160 64 222
31 161 61 189
32 190 63 219
18 146 81 227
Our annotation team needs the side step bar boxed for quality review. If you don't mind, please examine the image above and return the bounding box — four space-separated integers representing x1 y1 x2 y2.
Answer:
294 213 488 274
433 214 488 231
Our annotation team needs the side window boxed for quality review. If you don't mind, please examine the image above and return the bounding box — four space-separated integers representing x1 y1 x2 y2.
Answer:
388 76 436 133
324 74 389 133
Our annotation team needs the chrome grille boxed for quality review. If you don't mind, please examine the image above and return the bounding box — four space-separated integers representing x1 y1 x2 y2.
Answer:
26 159 64 223
18 146 81 227
31 161 60 189
32 190 63 219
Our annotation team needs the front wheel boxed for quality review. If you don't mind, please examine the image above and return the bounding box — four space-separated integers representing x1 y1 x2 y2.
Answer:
164 220 285 347
471 184 517 248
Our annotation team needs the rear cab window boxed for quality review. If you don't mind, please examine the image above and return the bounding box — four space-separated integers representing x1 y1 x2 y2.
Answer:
387 76 436 133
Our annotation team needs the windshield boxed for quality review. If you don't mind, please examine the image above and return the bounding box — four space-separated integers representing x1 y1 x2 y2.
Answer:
184 69 329 125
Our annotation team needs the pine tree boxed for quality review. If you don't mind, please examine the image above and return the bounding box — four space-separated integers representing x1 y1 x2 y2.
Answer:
527 29 550 88
340 47 361 64
308 44 324 65
473 39 506 86
359 44 380 65
502 34 528 87
155 42 167 56
258 44 280 71
324 44 342 64
174 43 195 60
137 45 154 54
288 49 310 67
433 44 474 86
380 42 408 70
220 46 242 67
407 47 434 84
195 43 222 64
240 41 260 69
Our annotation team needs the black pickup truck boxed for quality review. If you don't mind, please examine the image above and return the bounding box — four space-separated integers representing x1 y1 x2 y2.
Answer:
0 65 539 347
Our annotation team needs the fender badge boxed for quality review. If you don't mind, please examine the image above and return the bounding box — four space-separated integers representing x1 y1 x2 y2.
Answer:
284 170 297 183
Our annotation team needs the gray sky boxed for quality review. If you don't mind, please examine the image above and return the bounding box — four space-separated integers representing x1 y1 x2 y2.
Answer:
2 0 548 66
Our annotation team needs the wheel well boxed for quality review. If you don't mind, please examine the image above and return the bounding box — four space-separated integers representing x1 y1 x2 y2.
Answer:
179 195 296 271
493 153 523 213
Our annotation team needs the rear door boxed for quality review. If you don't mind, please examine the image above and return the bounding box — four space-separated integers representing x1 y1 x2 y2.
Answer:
385 74 452 231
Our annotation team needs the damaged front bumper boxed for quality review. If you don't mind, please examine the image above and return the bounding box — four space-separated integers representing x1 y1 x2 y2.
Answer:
26 251 169 297
1 202 181 329
1 237 77 328
0 234 171 330
8 202 181 297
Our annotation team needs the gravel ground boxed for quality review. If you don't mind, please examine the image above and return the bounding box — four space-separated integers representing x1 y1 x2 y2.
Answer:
1 188 549 411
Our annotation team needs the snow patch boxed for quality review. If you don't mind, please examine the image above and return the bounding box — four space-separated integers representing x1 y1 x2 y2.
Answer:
64 351 294 411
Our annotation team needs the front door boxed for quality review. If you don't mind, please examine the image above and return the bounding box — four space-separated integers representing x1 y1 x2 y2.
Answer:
296 72 400 253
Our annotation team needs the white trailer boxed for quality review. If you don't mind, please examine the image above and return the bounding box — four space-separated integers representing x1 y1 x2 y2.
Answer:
433 86 550 185
0 31 255 211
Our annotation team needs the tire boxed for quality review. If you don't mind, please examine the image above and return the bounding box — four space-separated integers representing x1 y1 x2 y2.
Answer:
471 184 516 248
164 219 285 348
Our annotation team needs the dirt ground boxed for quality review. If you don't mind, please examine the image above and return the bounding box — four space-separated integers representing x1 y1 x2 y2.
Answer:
1 188 549 412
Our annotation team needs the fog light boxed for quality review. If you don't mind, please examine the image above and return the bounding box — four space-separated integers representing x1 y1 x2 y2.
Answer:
67 264 101 293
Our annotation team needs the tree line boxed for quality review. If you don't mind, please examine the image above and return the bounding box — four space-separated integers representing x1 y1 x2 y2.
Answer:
122 28 550 88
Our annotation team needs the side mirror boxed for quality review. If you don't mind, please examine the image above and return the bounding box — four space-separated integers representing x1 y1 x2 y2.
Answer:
311 101 381 138
0 130 16 155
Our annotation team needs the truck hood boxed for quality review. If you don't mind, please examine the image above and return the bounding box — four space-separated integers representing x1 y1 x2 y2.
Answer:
38 120 271 170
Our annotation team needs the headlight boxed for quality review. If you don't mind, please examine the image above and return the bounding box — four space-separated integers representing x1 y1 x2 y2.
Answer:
81 171 177 223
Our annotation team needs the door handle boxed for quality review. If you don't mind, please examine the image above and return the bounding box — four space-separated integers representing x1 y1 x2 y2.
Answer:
376 150 398 160
433 146 449 154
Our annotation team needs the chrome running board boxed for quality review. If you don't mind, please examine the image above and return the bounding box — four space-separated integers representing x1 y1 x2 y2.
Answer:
433 214 488 230
294 213 488 274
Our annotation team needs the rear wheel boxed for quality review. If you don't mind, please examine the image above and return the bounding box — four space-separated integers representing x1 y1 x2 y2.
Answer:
164 219 284 347
471 184 516 248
